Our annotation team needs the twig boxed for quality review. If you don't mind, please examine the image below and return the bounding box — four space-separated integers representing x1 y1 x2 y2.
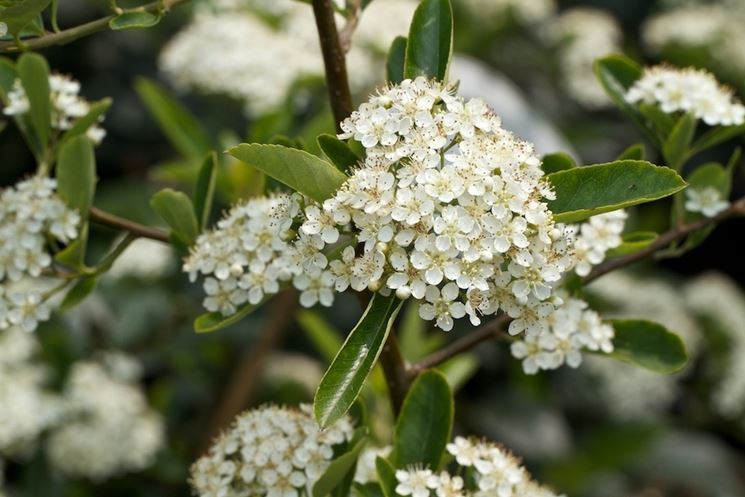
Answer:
89 206 170 243
411 196 745 372
0 0 190 53
378 332 410 414
338 0 362 53
199 290 298 454
311 0 354 132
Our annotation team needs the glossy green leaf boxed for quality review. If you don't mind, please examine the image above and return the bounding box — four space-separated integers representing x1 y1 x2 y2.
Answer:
60 276 98 312
541 152 576 174
135 78 213 158
314 293 403 428
0 0 51 36
605 231 658 257
689 122 745 156
387 36 407 84
194 299 266 333
57 135 96 217
547 160 687 223
312 434 368 497
194 152 218 230
317 134 359 174
609 319 688 374
108 11 161 30
662 113 696 171
594 55 658 146
403 0 453 81
375 457 397 497
0 57 15 99
150 188 199 246
17 52 50 148
391 370 453 470
617 143 645 161
229 143 347 203
60 97 111 144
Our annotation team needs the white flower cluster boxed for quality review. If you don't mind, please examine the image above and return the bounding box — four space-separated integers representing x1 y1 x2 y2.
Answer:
47 353 164 480
457 0 556 27
625 66 745 127
545 8 622 108
0 328 62 456
183 194 310 315
0 176 80 332
394 437 561 497
354 446 392 484
685 186 729 218
190 404 354 497
569 211 626 277
3 74 106 144
642 4 745 81
685 273 745 419
159 0 416 115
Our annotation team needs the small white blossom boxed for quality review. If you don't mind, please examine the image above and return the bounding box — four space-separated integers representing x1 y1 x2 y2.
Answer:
685 186 729 217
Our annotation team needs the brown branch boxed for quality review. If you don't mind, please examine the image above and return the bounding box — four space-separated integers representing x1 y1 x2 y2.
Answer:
199 290 298 454
338 0 362 54
412 196 745 372
311 0 354 132
89 206 170 243
0 0 190 54
378 332 410 414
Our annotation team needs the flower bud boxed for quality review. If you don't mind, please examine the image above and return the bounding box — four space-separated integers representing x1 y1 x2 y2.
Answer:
395 286 412 300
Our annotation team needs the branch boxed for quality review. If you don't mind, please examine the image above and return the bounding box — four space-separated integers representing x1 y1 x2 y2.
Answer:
412 196 745 372
0 0 190 54
89 206 170 243
311 0 354 132
198 290 298 454
338 0 361 54
378 332 410 414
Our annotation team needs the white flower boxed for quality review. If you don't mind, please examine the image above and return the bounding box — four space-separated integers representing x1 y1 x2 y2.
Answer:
190 404 354 497
0 22 7 38
395 467 438 497
418 283 467 332
294 270 335 307
625 66 745 126
685 186 729 217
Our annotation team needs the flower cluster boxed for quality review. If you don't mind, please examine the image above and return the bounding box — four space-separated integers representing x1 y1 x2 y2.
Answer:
625 66 745 126
569 210 626 277
0 327 62 456
3 74 106 144
159 0 416 115
685 186 729 218
394 436 561 497
183 194 309 315
47 353 164 480
190 404 355 497
0 176 80 332
545 8 622 108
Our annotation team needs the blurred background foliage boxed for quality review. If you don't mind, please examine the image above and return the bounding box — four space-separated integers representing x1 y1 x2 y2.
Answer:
2 0 745 496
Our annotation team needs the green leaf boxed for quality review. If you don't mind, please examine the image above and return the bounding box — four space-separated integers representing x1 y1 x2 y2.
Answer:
108 11 161 30
390 370 453 470
0 57 15 99
17 52 50 148
689 122 745 156
616 143 645 161
638 102 675 138
60 276 98 312
312 435 368 497
605 231 658 257
403 0 453 81
229 143 347 203
135 78 213 158
317 134 359 174
57 135 96 217
662 113 696 171
194 299 266 333
150 188 199 246
375 457 398 497
60 97 111 144
314 293 403 428
194 152 218 230
547 160 687 224
436 354 478 392
609 319 688 374
0 0 51 36
541 152 576 174
594 55 658 146
354 483 385 497
386 36 407 84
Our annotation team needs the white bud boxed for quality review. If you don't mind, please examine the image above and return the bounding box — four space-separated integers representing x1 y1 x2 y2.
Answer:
395 286 411 300
480 250 493 262
375 242 388 253
367 279 382 292
229 263 244 277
